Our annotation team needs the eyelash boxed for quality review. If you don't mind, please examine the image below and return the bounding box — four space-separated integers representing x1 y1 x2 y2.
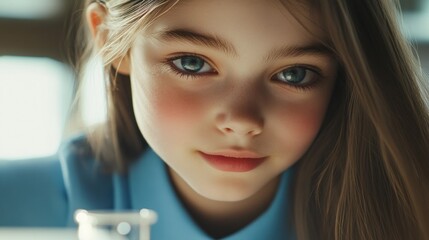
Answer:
164 54 323 91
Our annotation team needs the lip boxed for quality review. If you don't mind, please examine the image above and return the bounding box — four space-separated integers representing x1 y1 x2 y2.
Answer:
199 150 267 172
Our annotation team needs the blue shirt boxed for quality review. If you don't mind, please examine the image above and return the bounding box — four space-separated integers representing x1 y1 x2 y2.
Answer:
0 135 295 239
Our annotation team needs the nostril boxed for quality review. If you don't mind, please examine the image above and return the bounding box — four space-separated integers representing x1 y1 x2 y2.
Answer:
247 128 262 136
220 126 262 136
216 113 264 137
223 127 233 133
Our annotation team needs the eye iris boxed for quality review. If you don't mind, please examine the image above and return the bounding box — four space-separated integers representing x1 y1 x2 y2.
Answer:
181 56 204 72
281 68 306 83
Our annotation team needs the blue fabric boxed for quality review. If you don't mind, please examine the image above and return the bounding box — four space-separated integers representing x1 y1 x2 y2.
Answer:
0 135 296 239
0 156 67 227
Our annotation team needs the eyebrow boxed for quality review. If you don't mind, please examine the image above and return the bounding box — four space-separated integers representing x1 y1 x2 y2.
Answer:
155 28 332 60
265 44 333 62
155 28 237 56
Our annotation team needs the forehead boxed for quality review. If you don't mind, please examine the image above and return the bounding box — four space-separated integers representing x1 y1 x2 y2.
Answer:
144 0 326 51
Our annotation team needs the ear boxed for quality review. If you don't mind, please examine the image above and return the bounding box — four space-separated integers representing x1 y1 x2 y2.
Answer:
86 2 130 75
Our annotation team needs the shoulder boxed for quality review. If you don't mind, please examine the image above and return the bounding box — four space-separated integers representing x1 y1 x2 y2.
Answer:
58 133 97 177
59 134 115 220
0 134 114 227
59 133 114 178
0 151 66 226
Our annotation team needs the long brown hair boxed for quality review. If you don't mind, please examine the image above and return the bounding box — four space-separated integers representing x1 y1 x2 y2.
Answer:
74 0 429 239
291 0 429 239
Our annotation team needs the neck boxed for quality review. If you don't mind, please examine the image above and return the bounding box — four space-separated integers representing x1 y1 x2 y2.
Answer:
168 169 280 238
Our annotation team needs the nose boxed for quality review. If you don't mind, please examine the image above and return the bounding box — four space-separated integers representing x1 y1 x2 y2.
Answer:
218 121 263 137
215 100 264 138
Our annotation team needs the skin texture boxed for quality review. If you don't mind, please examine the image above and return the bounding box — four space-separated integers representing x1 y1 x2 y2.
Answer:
88 0 338 236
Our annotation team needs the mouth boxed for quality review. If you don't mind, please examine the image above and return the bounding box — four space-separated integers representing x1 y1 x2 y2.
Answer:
199 150 267 172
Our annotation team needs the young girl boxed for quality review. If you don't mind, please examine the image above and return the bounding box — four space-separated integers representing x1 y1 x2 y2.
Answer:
0 0 428 239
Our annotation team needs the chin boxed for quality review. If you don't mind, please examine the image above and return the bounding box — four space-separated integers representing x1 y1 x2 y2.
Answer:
193 178 260 202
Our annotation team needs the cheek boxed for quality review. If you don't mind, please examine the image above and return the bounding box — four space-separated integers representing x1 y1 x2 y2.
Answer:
155 91 200 135
131 75 205 142
291 103 326 133
272 95 331 155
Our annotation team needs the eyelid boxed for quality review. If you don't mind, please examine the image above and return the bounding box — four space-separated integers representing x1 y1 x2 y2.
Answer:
275 64 324 79
167 53 217 68
285 64 321 75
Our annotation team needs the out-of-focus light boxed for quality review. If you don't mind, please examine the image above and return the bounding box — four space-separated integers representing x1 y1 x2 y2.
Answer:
402 0 429 42
81 56 107 127
0 0 64 19
0 56 73 159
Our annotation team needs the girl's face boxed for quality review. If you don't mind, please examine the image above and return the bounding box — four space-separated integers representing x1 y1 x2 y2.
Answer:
128 0 337 202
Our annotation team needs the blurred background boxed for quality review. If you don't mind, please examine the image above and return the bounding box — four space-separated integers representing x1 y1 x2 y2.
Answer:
0 0 428 159
0 0 104 159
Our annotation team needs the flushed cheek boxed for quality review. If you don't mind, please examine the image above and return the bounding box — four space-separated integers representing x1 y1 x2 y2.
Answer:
272 99 329 160
162 91 204 131
135 77 207 144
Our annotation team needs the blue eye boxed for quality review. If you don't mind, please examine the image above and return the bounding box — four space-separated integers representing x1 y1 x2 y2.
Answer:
171 56 214 74
274 66 319 86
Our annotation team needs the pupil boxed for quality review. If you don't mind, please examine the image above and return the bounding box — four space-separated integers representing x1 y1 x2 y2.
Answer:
181 57 204 72
284 68 305 83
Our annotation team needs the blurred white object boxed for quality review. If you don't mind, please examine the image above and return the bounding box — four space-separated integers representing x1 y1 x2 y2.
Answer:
0 56 73 159
0 228 77 240
75 209 158 240
0 0 64 19
81 56 107 127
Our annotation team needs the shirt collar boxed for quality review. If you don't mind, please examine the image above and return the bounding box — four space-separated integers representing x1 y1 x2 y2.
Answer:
128 148 295 239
